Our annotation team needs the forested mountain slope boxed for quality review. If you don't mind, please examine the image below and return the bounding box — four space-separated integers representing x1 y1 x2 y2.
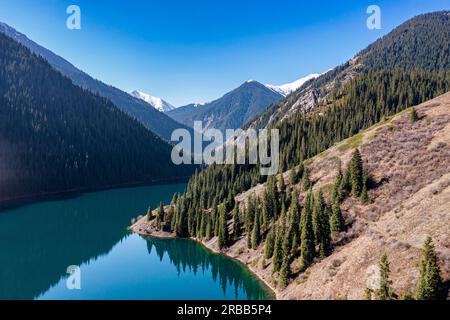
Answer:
0 22 191 141
0 32 191 202
237 92 450 299
133 92 450 299
244 11 450 131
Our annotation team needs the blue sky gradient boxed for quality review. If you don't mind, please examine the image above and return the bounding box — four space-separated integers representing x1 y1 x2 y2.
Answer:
0 0 448 106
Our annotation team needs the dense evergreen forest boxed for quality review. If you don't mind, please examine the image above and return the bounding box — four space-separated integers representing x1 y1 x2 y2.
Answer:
0 33 192 201
359 11 450 71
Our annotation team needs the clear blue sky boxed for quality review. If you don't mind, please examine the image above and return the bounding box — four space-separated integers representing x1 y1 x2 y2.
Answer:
0 0 448 106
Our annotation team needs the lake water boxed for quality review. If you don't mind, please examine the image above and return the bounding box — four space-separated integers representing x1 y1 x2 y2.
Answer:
0 183 272 300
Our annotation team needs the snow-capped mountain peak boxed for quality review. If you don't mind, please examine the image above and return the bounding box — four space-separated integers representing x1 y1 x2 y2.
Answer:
131 90 175 112
266 73 322 96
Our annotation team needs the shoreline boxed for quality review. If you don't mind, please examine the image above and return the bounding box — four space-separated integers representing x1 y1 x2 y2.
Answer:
0 177 189 210
130 216 280 300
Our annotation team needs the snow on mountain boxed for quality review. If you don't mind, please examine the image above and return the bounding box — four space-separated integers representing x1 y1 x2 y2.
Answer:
130 90 175 112
266 73 322 96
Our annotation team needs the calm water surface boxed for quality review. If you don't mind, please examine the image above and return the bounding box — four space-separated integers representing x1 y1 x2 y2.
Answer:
0 183 272 300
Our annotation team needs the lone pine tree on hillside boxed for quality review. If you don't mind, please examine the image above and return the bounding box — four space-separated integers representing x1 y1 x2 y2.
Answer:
375 253 394 300
300 193 315 270
350 149 363 197
415 237 443 300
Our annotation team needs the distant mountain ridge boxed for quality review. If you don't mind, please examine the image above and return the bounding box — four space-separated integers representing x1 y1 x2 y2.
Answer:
167 80 283 132
130 90 175 112
0 21 190 141
244 11 450 131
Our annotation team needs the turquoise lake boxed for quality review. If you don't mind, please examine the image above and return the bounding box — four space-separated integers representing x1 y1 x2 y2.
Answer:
0 183 272 300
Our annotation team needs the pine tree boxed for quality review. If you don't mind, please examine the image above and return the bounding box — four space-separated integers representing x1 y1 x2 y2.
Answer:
300 193 315 270
332 162 345 203
199 211 206 239
375 253 394 300
159 202 165 224
272 229 283 274
205 213 212 240
350 149 363 197
213 204 220 236
342 167 351 193
301 165 312 190
155 206 162 230
262 191 272 230
282 228 293 263
312 191 324 244
232 202 241 240
146 207 152 222
288 189 300 254
318 205 332 258
264 227 275 259
279 254 291 288
297 162 305 180
278 173 286 195
415 237 443 300
290 166 299 184
166 205 174 231
225 190 233 211
330 200 344 233
251 211 261 249
217 205 228 249
291 233 299 256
